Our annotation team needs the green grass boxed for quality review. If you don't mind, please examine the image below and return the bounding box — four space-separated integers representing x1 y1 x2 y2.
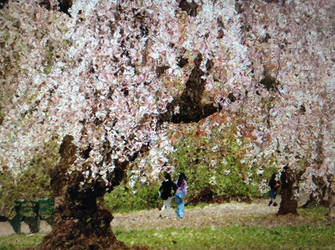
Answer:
0 233 45 249
114 224 335 250
1 224 334 250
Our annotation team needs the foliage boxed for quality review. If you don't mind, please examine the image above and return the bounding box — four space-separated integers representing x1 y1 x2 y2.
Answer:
0 137 59 217
122 120 281 208
167 123 264 203
104 181 160 213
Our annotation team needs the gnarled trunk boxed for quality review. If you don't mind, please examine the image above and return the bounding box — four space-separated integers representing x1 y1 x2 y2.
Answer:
301 176 332 208
30 135 146 250
278 167 298 215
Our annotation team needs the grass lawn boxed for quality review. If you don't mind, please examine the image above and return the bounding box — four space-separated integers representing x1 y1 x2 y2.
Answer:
0 233 45 249
1 224 334 249
114 224 335 249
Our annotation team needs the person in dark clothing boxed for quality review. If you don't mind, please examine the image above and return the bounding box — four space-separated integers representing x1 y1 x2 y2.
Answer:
268 173 280 206
159 172 177 218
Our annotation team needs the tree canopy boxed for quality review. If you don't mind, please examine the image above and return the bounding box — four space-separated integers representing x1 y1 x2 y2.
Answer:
0 0 334 206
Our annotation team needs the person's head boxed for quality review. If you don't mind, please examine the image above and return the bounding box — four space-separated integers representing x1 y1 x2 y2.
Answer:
271 173 276 180
179 172 186 180
164 172 171 180
177 172 186 186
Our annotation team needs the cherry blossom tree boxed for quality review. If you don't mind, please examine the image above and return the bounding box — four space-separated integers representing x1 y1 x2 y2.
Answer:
239 0 335 213
1 0 251 248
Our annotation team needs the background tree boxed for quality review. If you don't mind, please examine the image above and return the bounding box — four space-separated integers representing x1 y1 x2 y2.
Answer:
238 0 335 214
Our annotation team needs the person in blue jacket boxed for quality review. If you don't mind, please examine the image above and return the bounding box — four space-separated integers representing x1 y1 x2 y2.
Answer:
175 172 188 219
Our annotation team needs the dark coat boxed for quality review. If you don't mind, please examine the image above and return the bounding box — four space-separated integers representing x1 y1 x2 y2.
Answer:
269 177 279 190
159 179 177 200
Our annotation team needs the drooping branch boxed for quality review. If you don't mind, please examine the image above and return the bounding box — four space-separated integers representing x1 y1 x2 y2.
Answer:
158 53 221 124
39 0 73 17
0 0 8 10
178 0 199 17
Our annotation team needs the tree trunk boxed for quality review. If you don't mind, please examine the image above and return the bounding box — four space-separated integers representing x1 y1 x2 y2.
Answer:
29 135 147 250
278 185 298 215
278 167 298 215
301 175 331 208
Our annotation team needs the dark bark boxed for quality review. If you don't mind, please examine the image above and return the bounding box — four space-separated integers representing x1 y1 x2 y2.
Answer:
301 193 321 208
327 191 335 223
301 176 331 208
0 0 8 10
39 0 73 17
178 0 199 17
158 53 221 124
29 135 147 250
301 193 329 209
278 167 298 215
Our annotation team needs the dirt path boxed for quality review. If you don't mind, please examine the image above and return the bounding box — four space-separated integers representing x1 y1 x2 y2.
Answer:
111 198 311 230
2 201 276 236
0 197 318 236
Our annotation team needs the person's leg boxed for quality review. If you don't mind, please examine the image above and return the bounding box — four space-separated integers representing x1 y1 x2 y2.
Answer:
166 197 172 217
160 199 167 217
176 202 183 218
269 189 275 206
175 193 185 218
175 193 184 218
175 195 180 217
273 190 278 206
178 198 185 218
